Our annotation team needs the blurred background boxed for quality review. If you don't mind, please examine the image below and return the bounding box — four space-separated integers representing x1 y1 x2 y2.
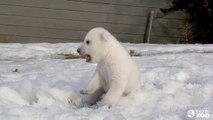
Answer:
0 0 212 44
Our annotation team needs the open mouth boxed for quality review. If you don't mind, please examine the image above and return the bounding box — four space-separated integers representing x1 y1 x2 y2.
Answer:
85 54 91 62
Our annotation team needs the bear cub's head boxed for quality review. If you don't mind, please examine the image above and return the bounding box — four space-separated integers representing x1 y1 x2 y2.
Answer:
77 27 116 63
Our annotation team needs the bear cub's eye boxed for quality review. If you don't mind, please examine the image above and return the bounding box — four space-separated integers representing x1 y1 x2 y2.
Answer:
86 40 90 45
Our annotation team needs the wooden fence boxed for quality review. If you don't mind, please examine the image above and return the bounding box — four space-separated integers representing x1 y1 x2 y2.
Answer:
0 0 185 43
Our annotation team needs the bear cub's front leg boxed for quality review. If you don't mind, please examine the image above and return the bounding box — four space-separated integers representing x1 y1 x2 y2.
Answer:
80 71 103 95
80 71 104 105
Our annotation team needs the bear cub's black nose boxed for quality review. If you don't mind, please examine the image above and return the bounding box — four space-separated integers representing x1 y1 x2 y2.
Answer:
77 48 80 54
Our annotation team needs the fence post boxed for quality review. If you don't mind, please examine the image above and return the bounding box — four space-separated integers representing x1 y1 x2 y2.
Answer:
144 10 155 43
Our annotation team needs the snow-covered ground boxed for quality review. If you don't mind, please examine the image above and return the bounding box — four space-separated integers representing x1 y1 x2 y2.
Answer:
0 43 212 120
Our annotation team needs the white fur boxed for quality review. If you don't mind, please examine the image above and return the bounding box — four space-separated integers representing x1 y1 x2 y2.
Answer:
77 27 140 108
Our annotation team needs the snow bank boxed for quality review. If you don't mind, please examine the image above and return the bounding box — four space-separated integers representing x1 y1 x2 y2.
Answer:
0 43 80 60
0 43 212 120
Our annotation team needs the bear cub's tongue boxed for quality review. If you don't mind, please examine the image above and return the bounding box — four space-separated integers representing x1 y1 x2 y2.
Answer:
85 54 91 62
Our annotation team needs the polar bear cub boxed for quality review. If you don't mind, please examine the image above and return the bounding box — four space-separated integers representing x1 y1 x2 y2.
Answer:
77 27 140 107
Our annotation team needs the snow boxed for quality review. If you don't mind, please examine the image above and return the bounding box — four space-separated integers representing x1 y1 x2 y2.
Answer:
0 43 212 120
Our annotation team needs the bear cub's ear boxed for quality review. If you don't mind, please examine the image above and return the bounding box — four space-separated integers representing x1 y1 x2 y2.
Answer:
99 28 116 42
100 32 108 42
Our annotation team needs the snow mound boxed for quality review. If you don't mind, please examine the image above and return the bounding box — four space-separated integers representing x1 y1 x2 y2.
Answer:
0 43 212 120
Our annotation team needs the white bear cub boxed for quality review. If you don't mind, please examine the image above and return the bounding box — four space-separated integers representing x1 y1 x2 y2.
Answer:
77 27 140 108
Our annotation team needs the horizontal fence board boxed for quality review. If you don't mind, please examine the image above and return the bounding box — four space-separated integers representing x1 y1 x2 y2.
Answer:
0 33 144 43
69 0 168 8
0 5 107 23
0 24 84 40
0 24 180 44
0 24 145 43
0 0 151 17
0 15 146 35
0 4 149 26
0 14 183 35
0 15 181 38
0 34 78 43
